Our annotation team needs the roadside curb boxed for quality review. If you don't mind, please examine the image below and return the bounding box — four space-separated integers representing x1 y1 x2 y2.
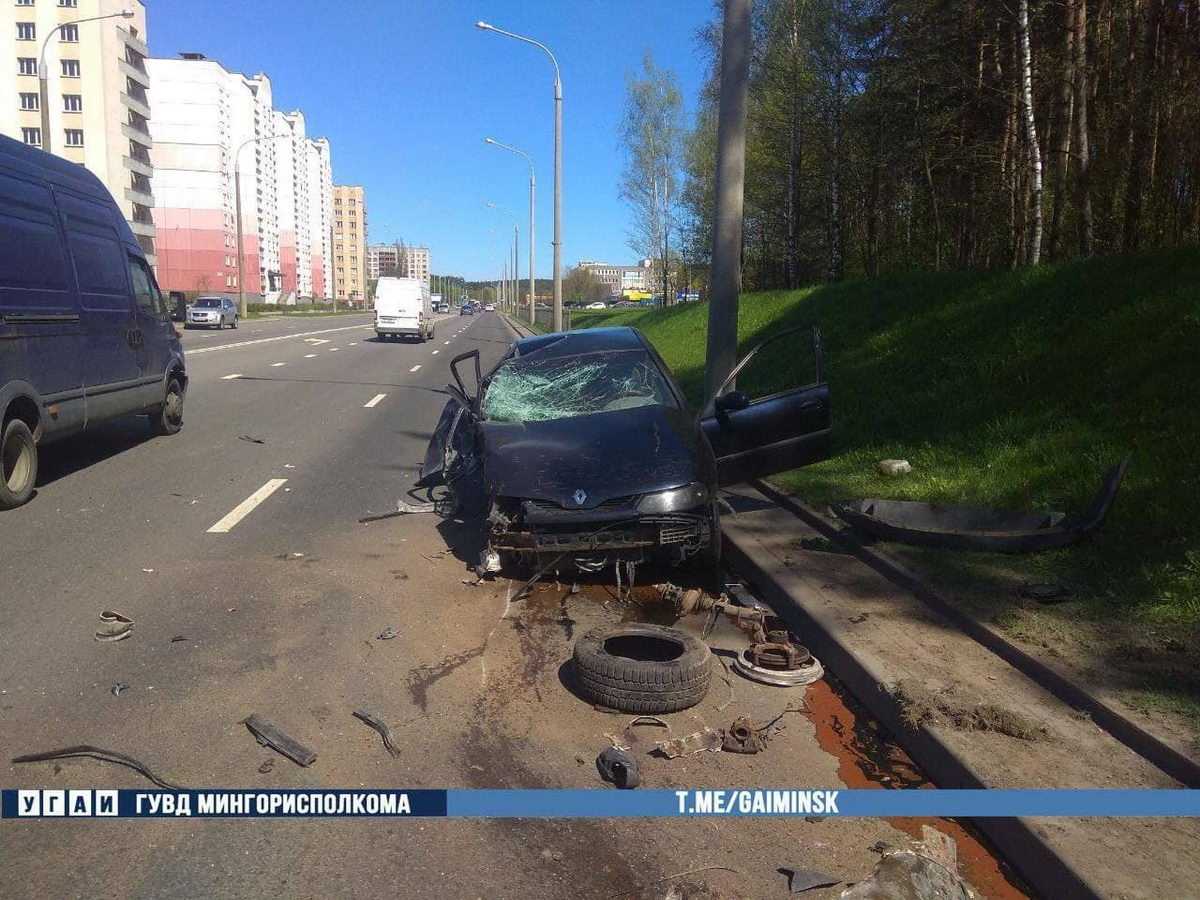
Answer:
749 479 1200 790
719 489 1105 899
501 314 536 339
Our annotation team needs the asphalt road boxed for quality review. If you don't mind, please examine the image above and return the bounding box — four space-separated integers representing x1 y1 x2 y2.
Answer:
0 311 977 899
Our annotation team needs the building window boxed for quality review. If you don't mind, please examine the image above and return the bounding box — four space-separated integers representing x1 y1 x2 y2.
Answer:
64 129 83 147
62 93 81 112
19 92 39 111
17 22 36 40
60 0 79 6
18 57 37 75
60 23 78 42
21 127 41 146
61 59 80 78
17 0 35 6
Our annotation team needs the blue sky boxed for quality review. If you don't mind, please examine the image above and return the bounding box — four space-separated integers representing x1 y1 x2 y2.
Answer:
146 0 716 280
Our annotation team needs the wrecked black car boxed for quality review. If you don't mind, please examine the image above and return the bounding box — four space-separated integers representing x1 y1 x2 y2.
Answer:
417 325 830 571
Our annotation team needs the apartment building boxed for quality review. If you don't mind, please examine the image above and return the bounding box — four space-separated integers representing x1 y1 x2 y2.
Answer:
146 54 332 300
332 184 366 302
366 243 430 282
1 0 156 260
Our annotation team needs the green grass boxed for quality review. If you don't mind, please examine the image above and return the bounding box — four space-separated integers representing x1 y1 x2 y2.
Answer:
572 247 1200 628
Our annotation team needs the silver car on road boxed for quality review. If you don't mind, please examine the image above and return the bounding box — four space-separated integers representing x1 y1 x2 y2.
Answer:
186 296 239 329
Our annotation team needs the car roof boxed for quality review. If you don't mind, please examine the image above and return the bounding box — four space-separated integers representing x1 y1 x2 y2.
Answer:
513 326 647 359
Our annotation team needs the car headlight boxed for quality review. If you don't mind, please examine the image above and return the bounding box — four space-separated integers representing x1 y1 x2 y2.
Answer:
637 482 709 514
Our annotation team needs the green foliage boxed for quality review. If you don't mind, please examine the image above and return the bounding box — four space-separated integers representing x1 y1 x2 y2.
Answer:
574 246 1200 623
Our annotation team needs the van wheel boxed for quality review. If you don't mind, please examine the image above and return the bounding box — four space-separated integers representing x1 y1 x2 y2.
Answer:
150 379 184 436
231 316 239 329
0 418 37 510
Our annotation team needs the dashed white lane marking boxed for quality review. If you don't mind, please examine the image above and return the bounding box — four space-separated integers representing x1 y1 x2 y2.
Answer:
304 338 331 345
431 350 440 355
443 341 450 345
364 393 387 408
271 362 286 367
409 365 421 372
187 323 370 355
221 373 243 380
304 353 317 358
329 347 340 352
207 479 288 534
349 341 358 346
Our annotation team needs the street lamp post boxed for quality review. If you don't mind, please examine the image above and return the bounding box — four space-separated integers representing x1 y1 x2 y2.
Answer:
476 22 562 331
234 134 289 318
487 202 520 321
39 9 135 154
485 138 536 326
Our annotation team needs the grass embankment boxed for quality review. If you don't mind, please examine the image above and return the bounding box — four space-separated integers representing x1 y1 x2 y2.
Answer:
574 247 1200 739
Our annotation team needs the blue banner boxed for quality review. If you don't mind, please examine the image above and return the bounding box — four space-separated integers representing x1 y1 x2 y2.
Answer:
4 788 1198 819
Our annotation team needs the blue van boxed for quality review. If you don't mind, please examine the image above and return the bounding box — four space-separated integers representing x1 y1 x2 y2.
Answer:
0 134 187 509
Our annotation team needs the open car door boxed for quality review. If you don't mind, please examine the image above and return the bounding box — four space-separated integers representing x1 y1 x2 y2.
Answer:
700 324 830 487
415 350 482 488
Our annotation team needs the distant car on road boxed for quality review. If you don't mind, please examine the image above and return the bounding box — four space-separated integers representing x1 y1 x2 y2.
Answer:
0 133 187 509
186 296 238 329
585 301 607 310
484 303 496 312
418 324 831 571
461 302 476 316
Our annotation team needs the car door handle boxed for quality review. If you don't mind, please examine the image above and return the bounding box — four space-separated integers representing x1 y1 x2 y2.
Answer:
798 399 823 412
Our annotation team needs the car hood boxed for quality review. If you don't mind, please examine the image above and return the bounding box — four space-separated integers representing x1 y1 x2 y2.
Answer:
480 404 713 508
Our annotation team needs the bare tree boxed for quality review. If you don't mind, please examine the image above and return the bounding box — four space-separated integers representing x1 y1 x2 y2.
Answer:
1017 0 1044 265
619 50 684 304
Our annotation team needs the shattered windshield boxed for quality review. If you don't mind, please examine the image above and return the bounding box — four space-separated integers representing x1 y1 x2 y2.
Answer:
482 349 678 423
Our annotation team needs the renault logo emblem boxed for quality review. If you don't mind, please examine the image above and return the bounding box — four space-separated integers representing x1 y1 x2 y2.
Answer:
572 489 587 506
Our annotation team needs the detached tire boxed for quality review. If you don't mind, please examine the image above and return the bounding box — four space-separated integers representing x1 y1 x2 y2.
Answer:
0 418 37 510
572 623 712 713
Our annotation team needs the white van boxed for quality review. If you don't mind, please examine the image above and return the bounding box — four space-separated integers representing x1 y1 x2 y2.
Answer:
374 277 434 341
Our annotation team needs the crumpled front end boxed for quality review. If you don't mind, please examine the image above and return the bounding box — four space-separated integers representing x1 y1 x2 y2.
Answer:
486 492 715 571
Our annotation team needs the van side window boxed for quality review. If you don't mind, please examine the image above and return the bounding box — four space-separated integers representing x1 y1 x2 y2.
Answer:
127 254 165 318
0 172 71 313
55 192 128 311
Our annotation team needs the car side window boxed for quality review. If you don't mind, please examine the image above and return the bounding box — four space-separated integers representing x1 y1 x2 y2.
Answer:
127 254 166 318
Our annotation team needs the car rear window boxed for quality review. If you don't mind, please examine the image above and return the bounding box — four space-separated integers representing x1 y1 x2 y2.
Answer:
194 298 221 308
483 349 678 424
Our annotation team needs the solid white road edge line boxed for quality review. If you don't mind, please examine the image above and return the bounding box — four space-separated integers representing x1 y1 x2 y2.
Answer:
206 479 288 534
364 393 387 408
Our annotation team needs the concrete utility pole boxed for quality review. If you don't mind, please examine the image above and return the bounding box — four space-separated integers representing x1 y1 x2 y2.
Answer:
476 22 562 331
234 134 289 318
703 0 752 403
485 138 536 325
39 9 134 154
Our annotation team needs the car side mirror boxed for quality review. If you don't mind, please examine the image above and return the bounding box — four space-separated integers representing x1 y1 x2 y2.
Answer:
714 390 750 414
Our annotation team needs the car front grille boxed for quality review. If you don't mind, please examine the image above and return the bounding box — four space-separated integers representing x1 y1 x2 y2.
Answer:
526 495 638 512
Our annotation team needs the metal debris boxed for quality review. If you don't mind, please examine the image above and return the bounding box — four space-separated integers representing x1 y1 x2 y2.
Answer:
377 627 400 641
258 759 274 774
238 434 266 444
241 713 317 767
655 727 723 759
94 610 134 643
628 715 671 731
734 643 825 687
721 717 765 754
110 682 129 697
783 866 840 893
352 709 402 758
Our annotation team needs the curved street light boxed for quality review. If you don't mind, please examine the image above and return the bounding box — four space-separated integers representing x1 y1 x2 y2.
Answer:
485 137 536 324
476 21 562 331
39 9 135 153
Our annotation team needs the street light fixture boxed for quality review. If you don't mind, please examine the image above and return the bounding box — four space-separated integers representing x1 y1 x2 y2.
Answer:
486 202 519 319
476 21 563 331
234 134 290 317
485 137 536 325
39 9 135 154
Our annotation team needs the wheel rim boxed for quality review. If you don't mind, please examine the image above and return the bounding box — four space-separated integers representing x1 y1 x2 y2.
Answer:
3 430 31 493
164 390 183 427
